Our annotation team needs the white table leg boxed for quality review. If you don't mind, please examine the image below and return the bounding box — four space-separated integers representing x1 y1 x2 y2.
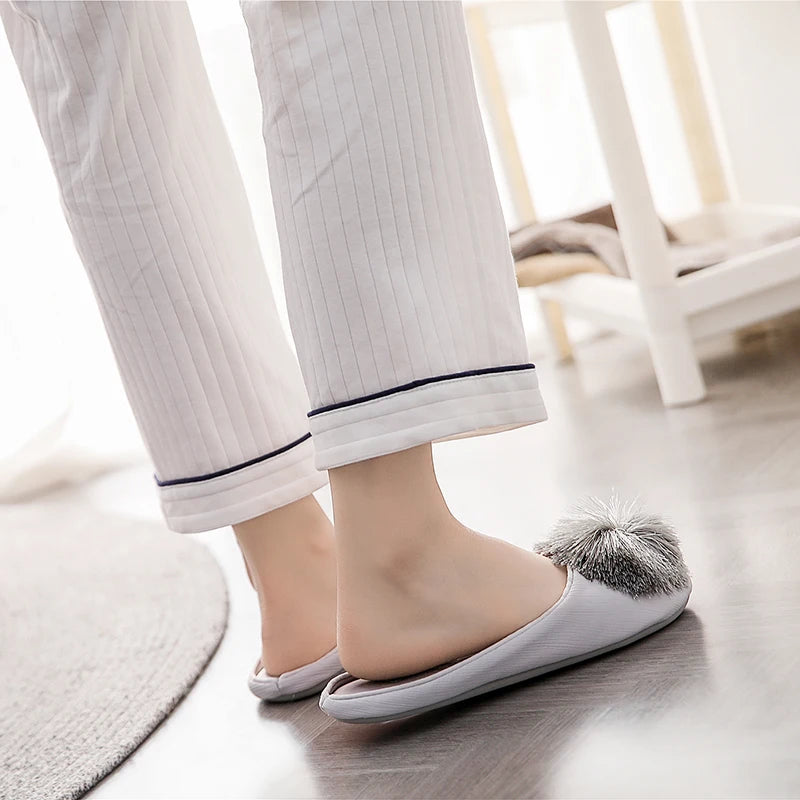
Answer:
562 1 706 406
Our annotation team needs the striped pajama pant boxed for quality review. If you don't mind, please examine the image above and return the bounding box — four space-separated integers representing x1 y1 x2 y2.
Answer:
1 1 546 532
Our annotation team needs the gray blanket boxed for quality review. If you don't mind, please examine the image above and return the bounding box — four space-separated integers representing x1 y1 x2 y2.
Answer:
510 208 800 279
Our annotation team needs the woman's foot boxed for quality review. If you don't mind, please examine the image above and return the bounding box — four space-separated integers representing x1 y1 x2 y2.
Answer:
331 445 568 681
321 488 691 722
234 495 337 676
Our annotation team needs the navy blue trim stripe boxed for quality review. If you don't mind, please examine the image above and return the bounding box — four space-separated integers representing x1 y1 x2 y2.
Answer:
308 363 536 417
155 432 312 487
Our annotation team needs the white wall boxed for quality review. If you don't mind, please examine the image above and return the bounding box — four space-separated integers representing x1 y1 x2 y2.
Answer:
689 0 800 206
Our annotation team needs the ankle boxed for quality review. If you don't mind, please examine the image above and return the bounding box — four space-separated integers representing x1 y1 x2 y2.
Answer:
234 495 337 623
234 496 334 586
234 494 331 548
330 444 455 567
233 496 338 675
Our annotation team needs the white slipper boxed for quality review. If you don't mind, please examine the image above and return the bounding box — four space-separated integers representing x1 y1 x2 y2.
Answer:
248 647 343 702
319 497 692 724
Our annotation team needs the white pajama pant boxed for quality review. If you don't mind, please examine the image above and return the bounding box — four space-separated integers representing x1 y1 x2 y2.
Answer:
1 1 547 532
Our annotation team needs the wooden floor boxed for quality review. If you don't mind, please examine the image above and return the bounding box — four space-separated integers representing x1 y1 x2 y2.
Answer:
84 317 800 799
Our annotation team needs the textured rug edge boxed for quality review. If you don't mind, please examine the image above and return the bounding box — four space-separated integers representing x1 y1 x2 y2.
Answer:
70 587 229 800
0 506 231 800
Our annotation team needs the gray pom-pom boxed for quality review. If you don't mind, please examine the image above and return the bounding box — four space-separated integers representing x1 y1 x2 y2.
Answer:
534 495 690 598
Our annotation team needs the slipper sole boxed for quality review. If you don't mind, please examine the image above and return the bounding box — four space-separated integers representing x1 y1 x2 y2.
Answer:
321 597 688 724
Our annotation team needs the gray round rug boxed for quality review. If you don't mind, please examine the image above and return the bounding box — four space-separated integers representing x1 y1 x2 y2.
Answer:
0 500 228 800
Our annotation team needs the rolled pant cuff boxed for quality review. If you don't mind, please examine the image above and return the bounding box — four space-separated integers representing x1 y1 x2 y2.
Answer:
308 364 547 470
157 434 327 533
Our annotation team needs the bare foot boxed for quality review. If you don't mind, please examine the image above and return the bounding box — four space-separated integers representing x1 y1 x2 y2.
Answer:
331 445 568 680
234 495 337 676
